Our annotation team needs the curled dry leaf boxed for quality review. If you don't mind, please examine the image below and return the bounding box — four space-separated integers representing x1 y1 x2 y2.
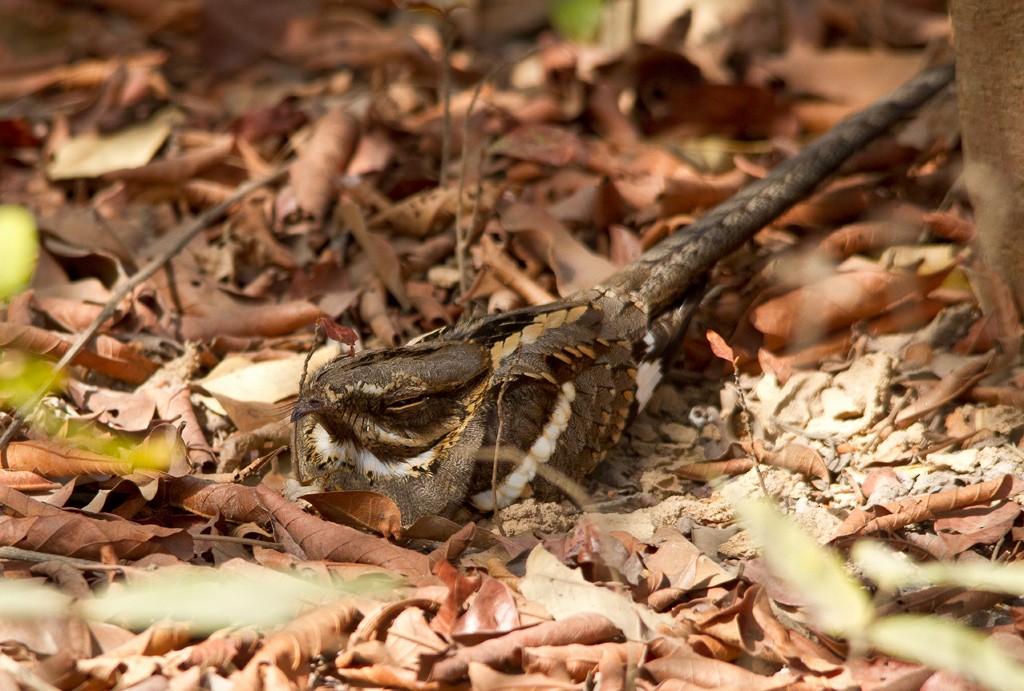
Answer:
256 485 431 578
164 476 273 525
894 354 993 429
0 485 193 561
934 500 1020 556
523 641 647 681
302 490 404 541
0 469 60 491
425 612 622 683
477 234 557 306
104 134 234 183
833 474 1024 539
0 323 156 385
174 300 320 340
371 184 499 238
750 268 950 343
289 108 359 223
759 442 829 485
340 201 411 310
775 179 876 228
147 385 216 470
359 277 401 347
924 211 977 243
233 602 360 690
818 219 924 259
501 203 616 295
3 440 133 477
432 558 482 638
676 457 755 481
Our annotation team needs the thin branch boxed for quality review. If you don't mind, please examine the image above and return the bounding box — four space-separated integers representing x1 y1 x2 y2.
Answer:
0 168 288 452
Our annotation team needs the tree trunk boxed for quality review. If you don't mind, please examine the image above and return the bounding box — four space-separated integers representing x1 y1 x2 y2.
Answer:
949 2 1024 309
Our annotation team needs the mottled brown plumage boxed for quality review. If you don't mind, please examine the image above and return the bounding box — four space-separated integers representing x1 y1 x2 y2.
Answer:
293 65 954 520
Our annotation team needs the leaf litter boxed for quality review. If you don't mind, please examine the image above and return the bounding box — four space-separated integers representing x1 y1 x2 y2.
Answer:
1 1 1021 689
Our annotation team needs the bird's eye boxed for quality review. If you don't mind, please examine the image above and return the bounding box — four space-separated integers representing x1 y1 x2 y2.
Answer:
386 394 428 411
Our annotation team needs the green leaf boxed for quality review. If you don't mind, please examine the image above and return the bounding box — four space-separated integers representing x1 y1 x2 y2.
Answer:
0 205 38 301
854 540 1024 597
550 0 603 42
736 499 872 636
80 568 399 632
0 353 62 408
869 614 1024 691
0 578 72 619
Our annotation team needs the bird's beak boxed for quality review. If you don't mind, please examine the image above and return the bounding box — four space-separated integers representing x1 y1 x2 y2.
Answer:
290 396 327 422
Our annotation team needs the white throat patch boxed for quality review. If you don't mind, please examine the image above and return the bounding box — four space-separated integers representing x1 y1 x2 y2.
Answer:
471 380 576 511
311 423 434 480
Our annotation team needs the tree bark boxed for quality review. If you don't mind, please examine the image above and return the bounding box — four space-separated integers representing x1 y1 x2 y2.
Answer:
950 2 1024 309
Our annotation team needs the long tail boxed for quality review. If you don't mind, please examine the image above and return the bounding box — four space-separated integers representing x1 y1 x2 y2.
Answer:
598 62 955 316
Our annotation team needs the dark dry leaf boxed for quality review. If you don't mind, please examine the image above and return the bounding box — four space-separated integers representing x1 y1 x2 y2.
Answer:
256 485 431 578
833 474 1024 539
425 613 623 683
303 490 404 540
0 485 194 561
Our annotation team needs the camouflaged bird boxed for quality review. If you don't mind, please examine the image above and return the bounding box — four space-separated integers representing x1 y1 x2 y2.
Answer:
291 64 954 521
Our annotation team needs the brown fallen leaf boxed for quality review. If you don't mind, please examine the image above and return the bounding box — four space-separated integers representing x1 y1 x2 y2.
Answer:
477 234 557 306
468 661 580 689
641 655 794 690
818 219 924 259
775 179 877 228
233 602 360 691
490 124 584 167
303 490 404 541
894 354 993 429
0 484 193 561
453 576 521 639
425 613 621 683
0 470 60 492
523 641 647 681
339 201 411 311
359 276 401 347
2 440 133 477
758 441 829 485
104 133 234 183
256 485 431 578
172 300 320 340
383 606 448 671
924 210 977 244
833 474 1024 539
0 322 156 385
676 458 756 481
750 268 949 344
289 108 360 223
934 501 1020 556
371 184 498 238
501 203 616 295
164 476 273 526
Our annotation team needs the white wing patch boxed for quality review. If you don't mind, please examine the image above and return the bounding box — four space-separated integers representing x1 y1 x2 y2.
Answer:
635 360 662 411
471 381 576 511
310 423 434 480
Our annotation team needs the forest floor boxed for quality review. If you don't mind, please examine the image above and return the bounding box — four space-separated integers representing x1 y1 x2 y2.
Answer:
2 1 1021 689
